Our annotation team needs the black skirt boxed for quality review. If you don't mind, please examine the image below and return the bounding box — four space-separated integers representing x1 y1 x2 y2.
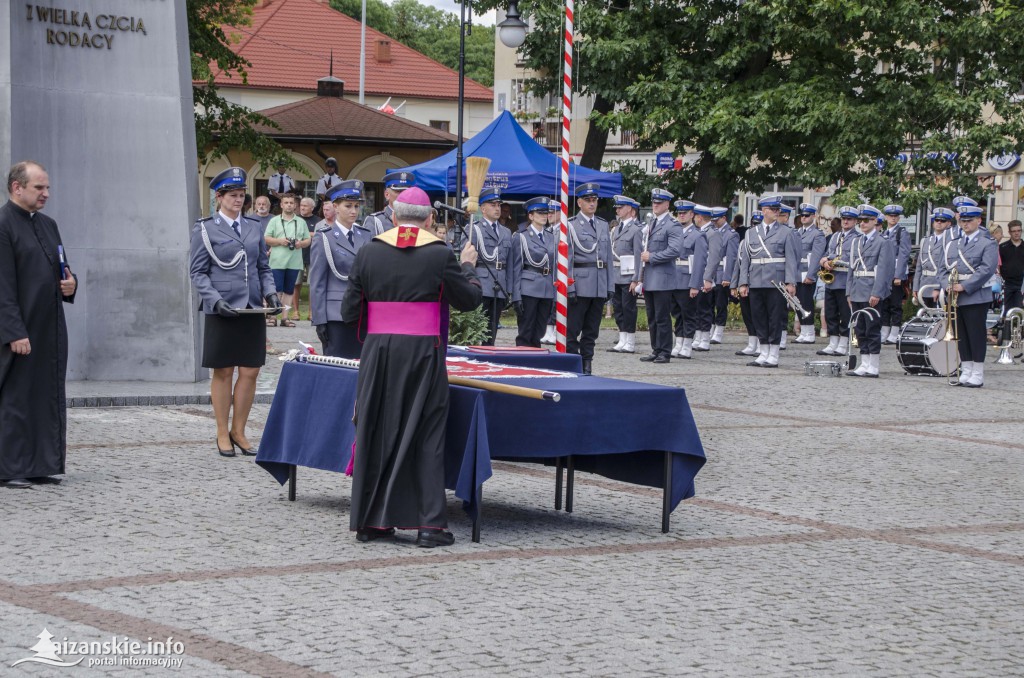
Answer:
202 313 267 369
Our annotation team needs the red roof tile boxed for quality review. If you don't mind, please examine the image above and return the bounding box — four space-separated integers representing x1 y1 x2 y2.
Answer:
253 95 458 146
212 0 493 103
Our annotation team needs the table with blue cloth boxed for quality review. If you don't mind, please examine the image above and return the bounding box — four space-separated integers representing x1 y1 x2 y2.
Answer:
257 360 706 541
446 346 583 373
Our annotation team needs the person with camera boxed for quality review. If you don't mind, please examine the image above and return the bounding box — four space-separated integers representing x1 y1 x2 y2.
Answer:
263 193 309 327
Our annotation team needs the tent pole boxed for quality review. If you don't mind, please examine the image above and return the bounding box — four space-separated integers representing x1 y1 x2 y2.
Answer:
555 0 574 354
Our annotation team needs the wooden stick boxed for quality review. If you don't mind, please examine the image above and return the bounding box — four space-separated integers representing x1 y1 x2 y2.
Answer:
448 375 560 402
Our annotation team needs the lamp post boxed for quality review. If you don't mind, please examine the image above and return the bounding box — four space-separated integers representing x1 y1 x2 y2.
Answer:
454 1 528 205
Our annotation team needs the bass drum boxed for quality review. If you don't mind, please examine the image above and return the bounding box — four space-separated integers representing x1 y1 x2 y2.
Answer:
896 316 960 377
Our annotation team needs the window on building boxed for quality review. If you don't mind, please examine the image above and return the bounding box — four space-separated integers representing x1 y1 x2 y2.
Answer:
430 120 451 133
511 79 527 113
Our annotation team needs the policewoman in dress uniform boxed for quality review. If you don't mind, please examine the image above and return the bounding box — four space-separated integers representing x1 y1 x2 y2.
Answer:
189 168 281 457
732 210 762 356
672 204 710 359
845 204 895 377
817 206 860 356
702 207 738 345
941 204 999 387
361 171 415 236
540 199 563 345
737 194 800 367
566 182 613 373
608 194 643 353
461 186 512 345
692 208 721 352
511 197 558 347
793 203 826 343
879 204 912 344
309 180 368 358
670 199 695 342
913 208 956 308
637 188 682 363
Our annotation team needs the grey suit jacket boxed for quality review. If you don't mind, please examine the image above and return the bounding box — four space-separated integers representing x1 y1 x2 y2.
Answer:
797 226 827 283
611 218 643 285
189 214 275 314
704 225 739 285
309 223 367 324
845 232 895 302
940 233 999 306
642 213 683 292
676 224 708 290
913 233 947 295
737 221 800 288
358 206 395 237
461 218 513 298
567 213 613 297
511 227 557 301
822 229 860 291
884 224 912 280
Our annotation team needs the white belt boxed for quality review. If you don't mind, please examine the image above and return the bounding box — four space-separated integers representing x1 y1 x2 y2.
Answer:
853 270 876 278
959 274 974 281
922 269 937 276
751 257 785 265
718 260 726 268
832 265 849 272
675 255 694 269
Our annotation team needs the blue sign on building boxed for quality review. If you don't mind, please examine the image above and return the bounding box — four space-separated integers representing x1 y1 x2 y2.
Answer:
656 152 675 170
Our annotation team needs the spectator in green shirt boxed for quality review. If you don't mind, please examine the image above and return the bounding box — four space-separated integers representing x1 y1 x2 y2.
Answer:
264 194 310 327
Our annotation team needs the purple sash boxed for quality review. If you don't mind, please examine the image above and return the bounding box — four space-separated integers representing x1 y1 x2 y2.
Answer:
366 301 441 336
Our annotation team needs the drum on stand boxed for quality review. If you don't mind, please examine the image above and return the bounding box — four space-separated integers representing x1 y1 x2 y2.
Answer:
896 313 960 377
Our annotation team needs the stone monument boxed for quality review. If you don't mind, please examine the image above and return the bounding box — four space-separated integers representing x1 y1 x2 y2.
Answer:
1 1 201 381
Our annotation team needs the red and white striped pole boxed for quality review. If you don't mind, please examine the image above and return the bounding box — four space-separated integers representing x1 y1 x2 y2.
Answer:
554 0 573 353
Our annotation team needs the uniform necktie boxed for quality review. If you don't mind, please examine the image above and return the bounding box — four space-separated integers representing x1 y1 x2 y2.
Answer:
278 176 284 193
589 218 595 230
232 221 241 238
327 175 333 188
765 224 770 238
539 229 545 246
347 230 354 247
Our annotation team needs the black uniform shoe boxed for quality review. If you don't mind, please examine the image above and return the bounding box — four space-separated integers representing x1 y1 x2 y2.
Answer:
653 355 670 364
639 353 658 362
28 476 62 485
416 529 455 548
582 359 593 374
1 478 33 489
356 527 396 543
735 350 754 356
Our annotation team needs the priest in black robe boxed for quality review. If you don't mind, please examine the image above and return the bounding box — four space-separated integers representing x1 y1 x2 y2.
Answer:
342 187 482 547
0 161 77 488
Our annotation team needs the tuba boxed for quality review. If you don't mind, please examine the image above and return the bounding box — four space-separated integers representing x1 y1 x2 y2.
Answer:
996 307 1024 364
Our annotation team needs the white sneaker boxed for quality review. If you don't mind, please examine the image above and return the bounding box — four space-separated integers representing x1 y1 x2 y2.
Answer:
670 337 683 357
966 362 984 387
622 333 636 353
765 344 780 367
958 361 974 385
680 337 694 358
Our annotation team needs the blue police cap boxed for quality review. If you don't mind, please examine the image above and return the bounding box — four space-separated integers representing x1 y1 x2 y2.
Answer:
674 199 695 212
758 194 783 208
693 204 714 217
613 194 640 209
384 171 416 190
651 188 674 202
882 204 903 216
952 195 978 208
838 205 859 219
575 183 600 198
932 207 956 221
524 196 551 213
858 204 882 219
209 167 247 193
326 179 364 202
711 207 728 219
779 204 794 214
548 200 561 211
957 205 984 219
479 186 503 204
799 202 817 216
750 211 764 224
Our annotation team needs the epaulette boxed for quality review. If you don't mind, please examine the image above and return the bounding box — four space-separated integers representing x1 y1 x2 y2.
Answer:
241 215 260 223
316 224 332 233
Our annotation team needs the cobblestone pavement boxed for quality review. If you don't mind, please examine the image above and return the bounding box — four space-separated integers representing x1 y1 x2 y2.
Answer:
4 325 1023 676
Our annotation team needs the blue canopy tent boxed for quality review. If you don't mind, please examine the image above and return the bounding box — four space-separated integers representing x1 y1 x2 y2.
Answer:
385 110 622 198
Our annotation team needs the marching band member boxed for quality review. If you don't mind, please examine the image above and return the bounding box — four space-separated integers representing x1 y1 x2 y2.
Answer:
692 208 717 351
511 197 558 347
360 171 415 236
607 195 643 353
703 207 739 345
845 204 895 377
638 189 682 363
670 199 696 345
461 187 512 346
672 203 710 359
737 195 800 367
913 208 955 308
817 206 860 356
879 204 911 344
732 211 762 356
793 203 826 343
777 203 796 349
566 183 613 374
309 180 367 358
944 195 975 243
940 204 999 387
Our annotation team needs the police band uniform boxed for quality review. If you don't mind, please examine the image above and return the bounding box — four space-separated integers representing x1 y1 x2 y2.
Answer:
913 208 956 308
736 194 801 367
817 206 860 356
879 204 912 344
692 208 719 351
511 197 558 347
638 189 683 363
845 204 895 378
608 195 643 353
566 182 614 373
793 203 826 343
703 207 739 345
941 204 999 387
189 168 279 369
732 210 762 356
309 180 368 358
672 204 710 359
361 171 416 236
461 186 512 345
669 200 695 344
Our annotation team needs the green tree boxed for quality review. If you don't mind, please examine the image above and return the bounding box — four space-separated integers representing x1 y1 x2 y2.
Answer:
505 0 1024 208
329 0 397 36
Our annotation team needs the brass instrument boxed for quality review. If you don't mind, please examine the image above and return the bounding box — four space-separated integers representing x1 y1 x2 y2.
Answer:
943 268 960 385
816 256 847 284
771 280 812 319
996 307 1024 364
847 307 880 370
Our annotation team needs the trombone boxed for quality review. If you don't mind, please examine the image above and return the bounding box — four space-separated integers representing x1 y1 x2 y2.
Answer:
943 269 960 385
771 280 812 319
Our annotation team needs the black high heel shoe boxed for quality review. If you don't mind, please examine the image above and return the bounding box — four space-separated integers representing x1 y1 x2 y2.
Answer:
229 433 257 456
218 441 236 458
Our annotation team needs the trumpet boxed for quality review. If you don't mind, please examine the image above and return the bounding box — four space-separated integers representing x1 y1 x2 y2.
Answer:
817 257 847 284
996 307 1024 364
771 280 812 319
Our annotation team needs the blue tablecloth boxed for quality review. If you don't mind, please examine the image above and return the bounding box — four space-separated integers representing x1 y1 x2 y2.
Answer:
257 362 705 520
446 347 583 373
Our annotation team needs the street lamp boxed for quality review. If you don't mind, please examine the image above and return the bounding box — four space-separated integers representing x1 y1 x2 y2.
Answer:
455 1 529 208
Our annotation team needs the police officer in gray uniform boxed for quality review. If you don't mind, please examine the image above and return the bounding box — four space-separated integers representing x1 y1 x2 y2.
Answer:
361 171 416 236
732 211 762 356
669 199 695 343
461 186 512 345
913 208 956 308
608 194 644 353
672 203 710 359
567 182 613 373
638 188 682 363
702 207 738 345
817 205 861 356
737 194 801 367
879 203 912 344
692 208 719 351
793 203 826 343
540 199 563 344
511 197 558 347
845 204 895 377
309 180 368 358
